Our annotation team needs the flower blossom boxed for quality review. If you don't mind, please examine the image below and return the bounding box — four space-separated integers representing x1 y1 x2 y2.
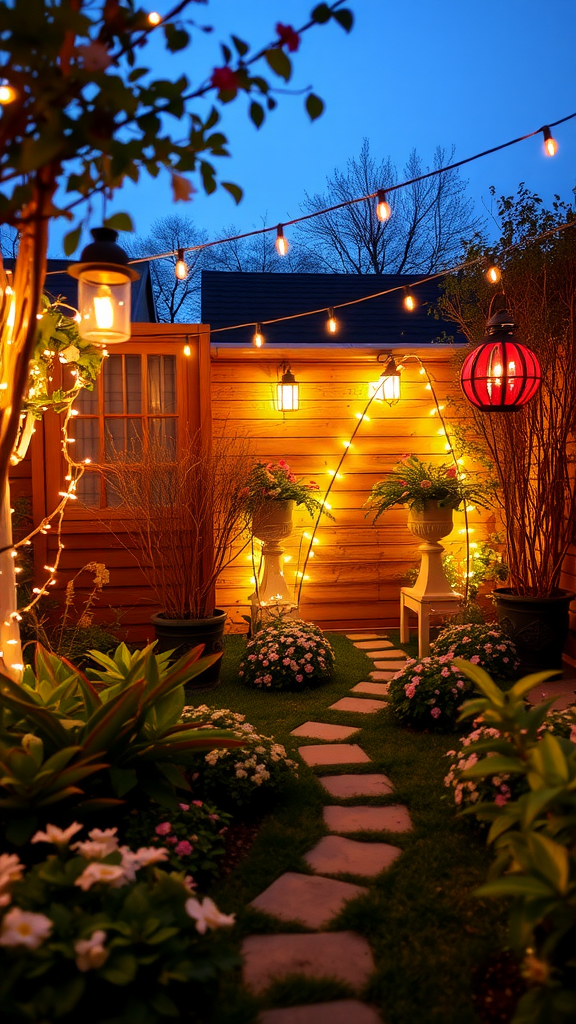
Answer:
185 896 235 934
72 827 119 860
75 929 109 971
276 22 300 51
210 66 239 96
155 822 172 836
0 907 52 949
31 822 83 847
74 863 127 891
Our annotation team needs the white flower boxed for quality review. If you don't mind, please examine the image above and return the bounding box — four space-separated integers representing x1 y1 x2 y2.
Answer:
185 896 235 934
72 827 119 860
0 853 24 892
120 846 169 878
31 822 83 847
0 907 53 949
74 929 109 971
74 862 127 891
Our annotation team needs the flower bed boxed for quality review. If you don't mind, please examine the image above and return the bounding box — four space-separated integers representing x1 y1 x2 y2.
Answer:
388 655 475 730
124 800 232 882
431 623 520 679
238 620 334 691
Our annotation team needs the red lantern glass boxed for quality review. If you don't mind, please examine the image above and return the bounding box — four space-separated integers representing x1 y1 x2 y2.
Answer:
460 311 541 411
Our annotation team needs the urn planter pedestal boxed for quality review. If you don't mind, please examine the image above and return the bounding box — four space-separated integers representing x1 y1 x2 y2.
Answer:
250 500 298 618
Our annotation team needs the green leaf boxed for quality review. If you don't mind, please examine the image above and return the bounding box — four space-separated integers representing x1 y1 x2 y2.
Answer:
475 875 556 898
531 732 570 784
511 670 562 700
264 48 292 82
334 8 354 31
164 24 190 52
104 212 134 233
305 93 324 121
4 815 38 846
63 227 82 257
452 658 505 705
221 181 243 205
109 766 138 797
528 832 570 893
312 3 332 23
199 160 216 195
462 755 525 779
249 101 265 129
231 35 249 56
521 786 564 827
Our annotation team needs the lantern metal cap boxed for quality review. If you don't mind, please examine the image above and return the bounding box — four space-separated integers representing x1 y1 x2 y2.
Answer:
68 227 139 281
485 308 518 334
280 366 297 385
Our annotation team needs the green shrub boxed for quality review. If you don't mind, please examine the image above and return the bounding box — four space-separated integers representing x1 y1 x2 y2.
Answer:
123 799 232 882
388 655 475 730
238 620 334 691
181 705 298 810
431 623 520 679
0 822 237 1023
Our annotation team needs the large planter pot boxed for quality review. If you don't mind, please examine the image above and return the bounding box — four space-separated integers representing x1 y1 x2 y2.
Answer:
493 587 576 672
150 609 227 691
250 499 296 611
404 503 459 599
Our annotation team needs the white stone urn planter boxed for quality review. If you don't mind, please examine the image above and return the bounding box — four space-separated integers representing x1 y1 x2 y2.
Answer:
403 503 459 599
250 499 297 611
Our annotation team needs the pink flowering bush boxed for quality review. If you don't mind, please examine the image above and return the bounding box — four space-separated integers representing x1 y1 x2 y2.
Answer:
238 620 335 691
367 454 494 521
245 460 329 518
124 800 231 881
181 705 298 809
431 623 520 680
0 824 236 1023
388 655 475 730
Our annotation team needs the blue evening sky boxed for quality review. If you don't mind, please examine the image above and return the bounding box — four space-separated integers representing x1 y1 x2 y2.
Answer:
51 0 576 256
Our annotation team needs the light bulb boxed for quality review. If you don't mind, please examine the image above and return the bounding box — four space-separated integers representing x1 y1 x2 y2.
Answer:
0 82 16 104
275 225 289 256
183 344 191 356
403 291 416 312
542 126 558 157
175 249 188 280
327 307 337 333
486 265 501 284
93 285 114 330
253 324 264 348
148 11 162 25
376 189 391 222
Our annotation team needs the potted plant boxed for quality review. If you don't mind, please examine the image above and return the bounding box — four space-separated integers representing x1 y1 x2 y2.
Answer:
439 186 576 670
367 455 494 598
101 431 256 689
244 460 327 612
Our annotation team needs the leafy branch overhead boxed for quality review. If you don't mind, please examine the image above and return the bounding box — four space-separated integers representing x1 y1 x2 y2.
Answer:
0 0 354 248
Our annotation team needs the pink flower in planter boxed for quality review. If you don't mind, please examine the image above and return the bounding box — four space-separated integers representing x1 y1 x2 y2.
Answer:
175 840 193 856
420 480 432 489
192 801 203 808
179 804 190 812
431 707 441 718
469 655 480 664
405 683 416 699
445 467 457 478
304 664 314 673
278 459 290 470
296 674 303 682
155 822 171 836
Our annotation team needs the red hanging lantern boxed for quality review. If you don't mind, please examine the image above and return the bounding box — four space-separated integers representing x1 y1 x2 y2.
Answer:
460 310 541 411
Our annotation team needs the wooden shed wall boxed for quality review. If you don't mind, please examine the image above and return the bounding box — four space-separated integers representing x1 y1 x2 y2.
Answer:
210 344 496 631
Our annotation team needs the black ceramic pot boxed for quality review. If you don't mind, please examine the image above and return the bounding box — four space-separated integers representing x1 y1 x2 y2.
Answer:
150 609 227 691
493 587 575 673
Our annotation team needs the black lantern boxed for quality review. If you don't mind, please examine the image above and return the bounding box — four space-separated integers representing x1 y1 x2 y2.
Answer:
277 365 299 411
460 309 541 411
68 228 139 345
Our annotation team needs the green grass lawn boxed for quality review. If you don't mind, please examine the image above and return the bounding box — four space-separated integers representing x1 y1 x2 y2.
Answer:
203 631 507 1024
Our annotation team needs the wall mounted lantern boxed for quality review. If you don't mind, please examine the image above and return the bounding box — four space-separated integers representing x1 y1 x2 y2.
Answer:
460 309 541 411
68 227 139 346
370 354 402 406
277 363 299 411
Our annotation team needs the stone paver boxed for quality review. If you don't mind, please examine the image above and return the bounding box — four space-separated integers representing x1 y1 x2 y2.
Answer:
250 872 368 929
259 999 382 1024
242 931 375 994
527 676 576 712
320 774 394 798
304 835 402 878
329 697 387 714
370 649 406 659
374 661 407 671
291 722 360 741
346 633 386 641
353 640 394 650
299 743 370 766
324 805 413 834
352 682 390 696
370 668 402 680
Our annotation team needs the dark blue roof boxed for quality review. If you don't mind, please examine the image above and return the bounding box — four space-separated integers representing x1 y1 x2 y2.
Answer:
201 271 463 345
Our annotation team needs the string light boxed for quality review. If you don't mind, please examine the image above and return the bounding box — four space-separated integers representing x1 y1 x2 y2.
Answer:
147 11 162 25
175 249 188 280
253 324 264 348
0 82 16 104
486 265 501 284
403 289 417 311
183 344 191 356
376 190 391 222
327 307 338 333
542 126 558 156
275 225 289 256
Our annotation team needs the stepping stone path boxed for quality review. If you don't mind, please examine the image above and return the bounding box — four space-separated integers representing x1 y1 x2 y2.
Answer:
241 631 412 1022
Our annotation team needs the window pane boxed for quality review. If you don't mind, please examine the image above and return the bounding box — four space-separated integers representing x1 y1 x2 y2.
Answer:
149 417 177 460
75 418 99 462
126 355 142 413
105 418 142 460
76 470 101 507
148 355 176 414
74 386 99 415
104 355 124 414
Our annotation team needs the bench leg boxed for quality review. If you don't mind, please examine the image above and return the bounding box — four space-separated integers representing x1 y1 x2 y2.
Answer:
417 603 430 658
400 592 410 644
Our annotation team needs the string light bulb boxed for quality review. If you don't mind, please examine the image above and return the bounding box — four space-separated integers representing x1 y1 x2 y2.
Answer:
376 190 391 222
327 307 338 333
253 324 264 348
403 289 417 311
542 126 558 156
275 225 289 256
486 265 501 284
175 249 188 280
147 11 162 25
0 82 16 104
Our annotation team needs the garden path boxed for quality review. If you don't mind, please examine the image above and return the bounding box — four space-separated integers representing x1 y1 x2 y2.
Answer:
241 632 411 1024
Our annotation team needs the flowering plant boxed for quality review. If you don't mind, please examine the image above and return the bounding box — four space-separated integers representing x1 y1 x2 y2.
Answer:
238 620 335 692
431 623 520 680
124 800 231 881
367 454 494 521
245 460 328 518
181 705 299 809
388 655 475 730
0 823 236 1023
